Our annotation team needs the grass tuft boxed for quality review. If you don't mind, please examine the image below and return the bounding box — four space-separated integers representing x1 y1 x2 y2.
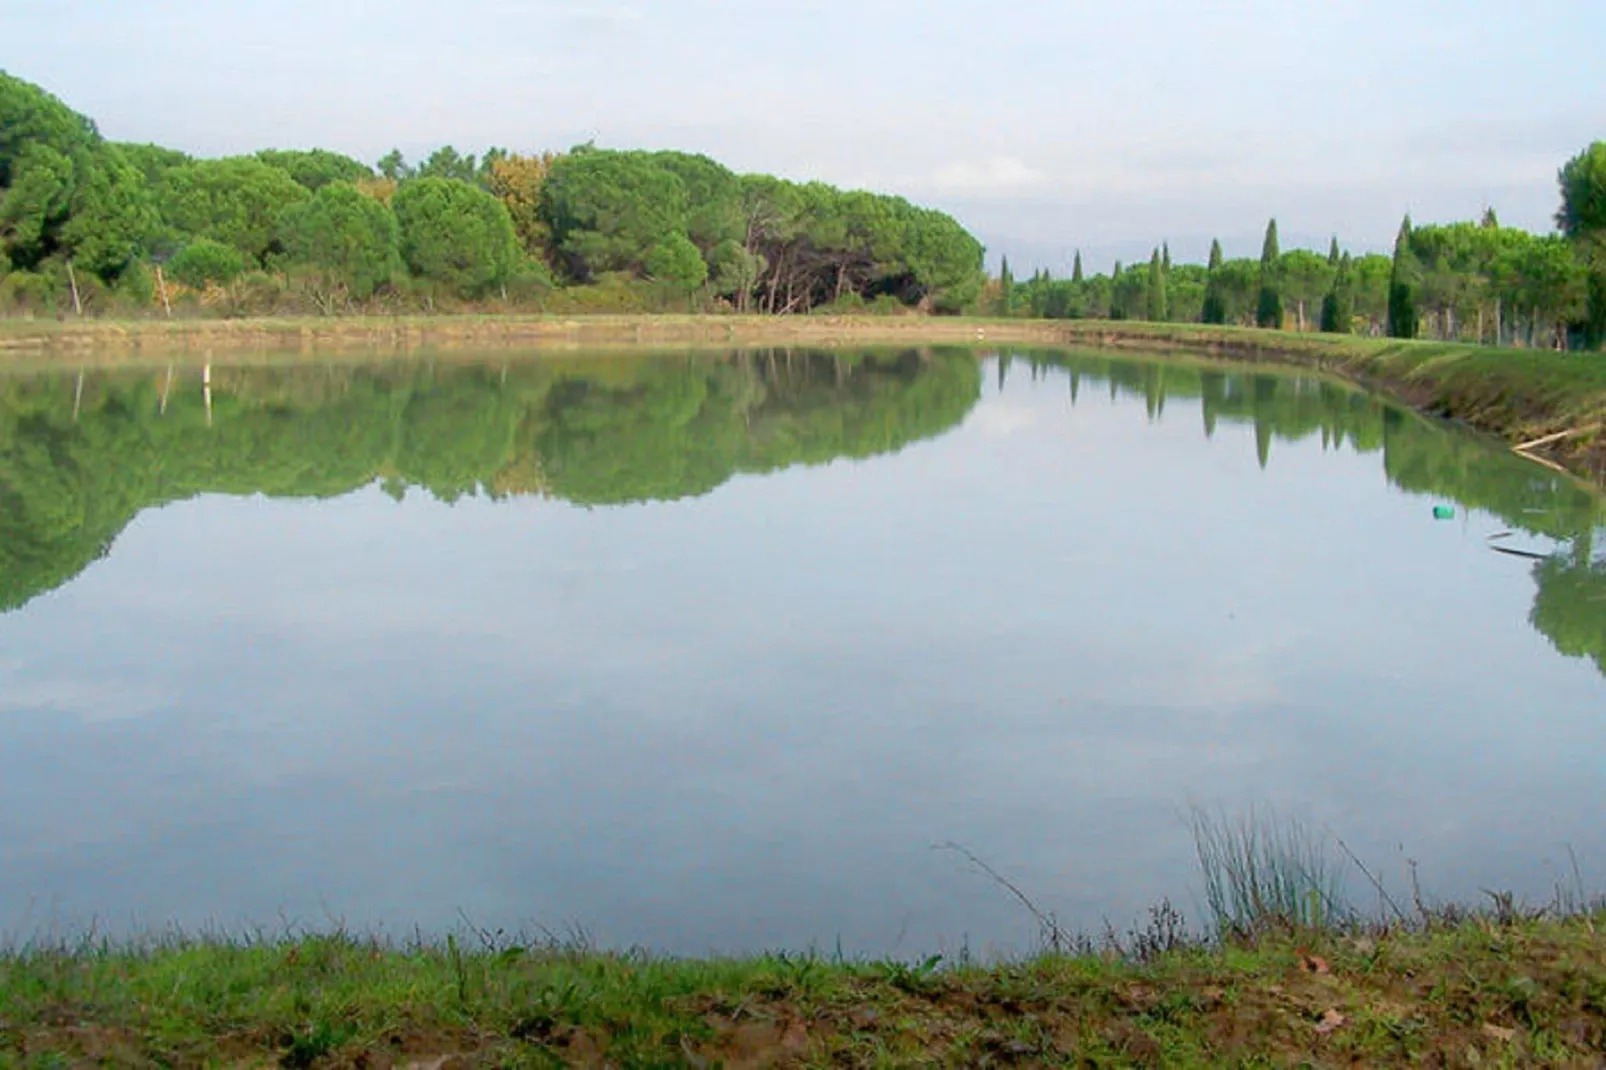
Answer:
1189 806 1351 937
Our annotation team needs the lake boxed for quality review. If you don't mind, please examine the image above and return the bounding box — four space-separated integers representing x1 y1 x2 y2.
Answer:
0 347 1602 957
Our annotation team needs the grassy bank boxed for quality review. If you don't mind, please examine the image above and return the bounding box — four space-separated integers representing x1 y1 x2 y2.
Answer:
2 314 1604 483
3 914 1604 1067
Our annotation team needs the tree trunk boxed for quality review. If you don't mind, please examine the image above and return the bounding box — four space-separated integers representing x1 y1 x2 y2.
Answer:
156 265 173 318
67 261 83 317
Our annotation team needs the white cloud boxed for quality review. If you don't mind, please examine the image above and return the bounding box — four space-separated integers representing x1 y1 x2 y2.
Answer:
967 402 1039 439
929 157 1048 197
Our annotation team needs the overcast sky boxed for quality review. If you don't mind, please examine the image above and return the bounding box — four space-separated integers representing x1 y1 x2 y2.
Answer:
4 0 1603 270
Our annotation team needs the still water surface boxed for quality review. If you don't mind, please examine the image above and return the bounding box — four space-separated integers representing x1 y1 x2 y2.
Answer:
0 348 1602 955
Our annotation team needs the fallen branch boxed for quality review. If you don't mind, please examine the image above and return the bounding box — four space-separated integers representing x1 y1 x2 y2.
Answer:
1491 545 1549 561
1513 424 1602 453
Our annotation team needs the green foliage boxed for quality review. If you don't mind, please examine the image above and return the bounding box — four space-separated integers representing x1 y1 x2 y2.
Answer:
392 177 519 298
648 151 741 253
277 182 399 300
1279 249 1335 328
1146 248 1167 321
1531 550 1606 676
1201 241 1227 324
1320 254 1353 333
62 143 161 278
1259 218 1280 265
377 149 409 182
256 149 374 191
1255 284 1283 328
1559 140 1606 340
414 145 480 184
1190 807 1348 934
1255 219 1283 327
114 142 191 184
0 269 58 313
113 258 156 310
1388 215 1419 339
157 156 310 263
644 232 708 291
709 238 764 302
1557 141 1606 238
166 237 248 289
540 148 690 280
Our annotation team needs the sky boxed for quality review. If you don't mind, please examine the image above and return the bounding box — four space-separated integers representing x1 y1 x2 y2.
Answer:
3 0 1604 270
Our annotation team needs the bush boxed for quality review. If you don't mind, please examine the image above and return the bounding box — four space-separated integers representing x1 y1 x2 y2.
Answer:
217 270 287 318
168 239 248 289
114 260 157 312
0 271 60 315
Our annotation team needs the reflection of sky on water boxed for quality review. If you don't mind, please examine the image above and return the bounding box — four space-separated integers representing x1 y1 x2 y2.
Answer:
1 360 1603 956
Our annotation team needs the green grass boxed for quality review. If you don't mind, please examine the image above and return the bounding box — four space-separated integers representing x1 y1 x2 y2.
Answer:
5 807 1604 1067
4 914 1605 1067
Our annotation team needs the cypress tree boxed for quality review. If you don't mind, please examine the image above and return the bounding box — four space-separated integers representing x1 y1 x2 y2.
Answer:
1201 238 1226 324
998 256 1014 316
1162 242 1172 272
1261 218 1280 263
1256 218 1283 328
1320 252 1353 333
1387 215 1418 339
1109 260 1124 320
1327 236 1340 266
1146 248 1168 321
1072 250 1083 283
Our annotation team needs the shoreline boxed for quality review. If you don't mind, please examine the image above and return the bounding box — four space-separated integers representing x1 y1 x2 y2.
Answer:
3 914 1603 1066
2 314 1603 484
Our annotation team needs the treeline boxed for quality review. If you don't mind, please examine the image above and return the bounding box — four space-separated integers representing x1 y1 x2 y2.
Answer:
995 142 1606 350
0 72 984 318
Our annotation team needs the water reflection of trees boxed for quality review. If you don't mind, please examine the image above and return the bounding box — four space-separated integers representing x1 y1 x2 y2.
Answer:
1017 349 1606 681
0 349 980 611
4 348 1601 681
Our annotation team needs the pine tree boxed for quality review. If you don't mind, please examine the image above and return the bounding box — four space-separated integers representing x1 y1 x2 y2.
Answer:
1071 250 1083 283
1387 215 1418 339
1146 248 1168 321
998 256 1014 317
1256 218 1283 328
1481 206 1500 229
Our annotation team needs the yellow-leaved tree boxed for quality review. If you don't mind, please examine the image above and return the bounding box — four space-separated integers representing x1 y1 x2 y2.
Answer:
486 152 559 258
